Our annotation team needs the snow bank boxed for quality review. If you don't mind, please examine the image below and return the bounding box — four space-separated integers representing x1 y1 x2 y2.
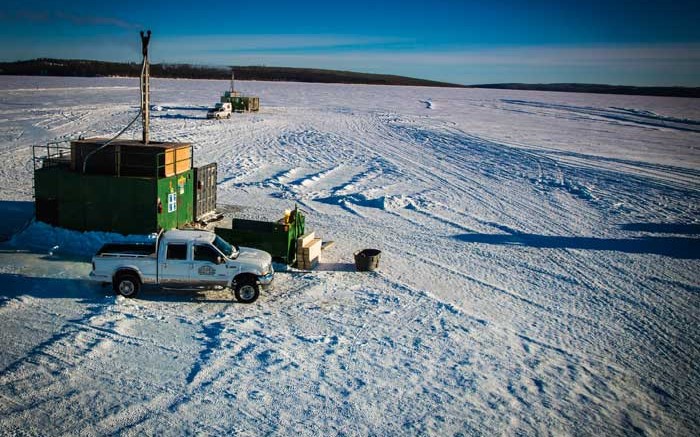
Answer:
8 221 155 257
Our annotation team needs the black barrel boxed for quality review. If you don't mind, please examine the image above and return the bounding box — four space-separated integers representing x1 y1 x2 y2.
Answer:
354 249 381 271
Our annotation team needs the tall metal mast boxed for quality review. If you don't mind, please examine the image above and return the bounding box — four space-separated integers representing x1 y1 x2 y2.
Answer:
140 30 151 144
231 69 235 94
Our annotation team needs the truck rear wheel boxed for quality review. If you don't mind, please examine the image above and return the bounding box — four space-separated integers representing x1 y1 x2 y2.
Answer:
234 278 259 304
114 273 140 298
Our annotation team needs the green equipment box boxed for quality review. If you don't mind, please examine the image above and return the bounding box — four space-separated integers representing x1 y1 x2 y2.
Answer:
215 208 304 264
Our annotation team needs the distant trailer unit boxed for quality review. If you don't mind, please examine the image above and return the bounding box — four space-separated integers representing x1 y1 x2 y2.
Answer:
220 91 260 112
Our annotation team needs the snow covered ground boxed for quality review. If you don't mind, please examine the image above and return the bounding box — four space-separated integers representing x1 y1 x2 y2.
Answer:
0 75 699 435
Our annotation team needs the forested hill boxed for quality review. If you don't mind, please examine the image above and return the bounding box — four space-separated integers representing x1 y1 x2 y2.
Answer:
0 58 465 88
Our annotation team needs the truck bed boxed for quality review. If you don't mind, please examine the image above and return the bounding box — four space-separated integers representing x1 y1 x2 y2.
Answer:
96 242 156 257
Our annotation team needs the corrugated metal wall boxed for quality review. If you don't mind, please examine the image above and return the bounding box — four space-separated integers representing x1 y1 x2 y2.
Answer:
35 166 194 235
194 163 217 220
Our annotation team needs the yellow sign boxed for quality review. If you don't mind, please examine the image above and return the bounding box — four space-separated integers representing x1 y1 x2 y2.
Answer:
178 176 186 194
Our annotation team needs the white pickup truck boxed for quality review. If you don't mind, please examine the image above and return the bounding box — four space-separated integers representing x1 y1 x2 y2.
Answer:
206 102 232 119
89 229 273 303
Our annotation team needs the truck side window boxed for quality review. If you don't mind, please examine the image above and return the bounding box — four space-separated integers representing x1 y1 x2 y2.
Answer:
166 243 187 260
194 245 220 263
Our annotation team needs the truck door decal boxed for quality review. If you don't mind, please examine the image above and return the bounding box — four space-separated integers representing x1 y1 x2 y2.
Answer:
192 244 227 284
198 265 215 276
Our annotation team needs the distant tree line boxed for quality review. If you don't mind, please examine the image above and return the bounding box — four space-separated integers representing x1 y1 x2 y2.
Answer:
0 58 464 88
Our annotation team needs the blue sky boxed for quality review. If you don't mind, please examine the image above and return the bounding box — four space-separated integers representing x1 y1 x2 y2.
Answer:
1 0 699 86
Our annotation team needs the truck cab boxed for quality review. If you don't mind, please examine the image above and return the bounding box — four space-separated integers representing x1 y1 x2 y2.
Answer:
158 230 271 285
206 102 232 119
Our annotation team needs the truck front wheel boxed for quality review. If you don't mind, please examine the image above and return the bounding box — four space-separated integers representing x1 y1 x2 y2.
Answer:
114 273 140 298
234 278 259 304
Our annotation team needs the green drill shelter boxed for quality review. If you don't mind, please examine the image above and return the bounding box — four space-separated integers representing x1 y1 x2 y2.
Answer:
33 138 209 235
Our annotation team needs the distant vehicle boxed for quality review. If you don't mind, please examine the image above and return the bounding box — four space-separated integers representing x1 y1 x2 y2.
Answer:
89 229 274 303
206 102 232 119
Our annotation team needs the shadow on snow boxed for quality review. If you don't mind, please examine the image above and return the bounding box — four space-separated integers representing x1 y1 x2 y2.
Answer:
455 232 699 259
0 273 247 304
158 105 209 111
151 113 205 120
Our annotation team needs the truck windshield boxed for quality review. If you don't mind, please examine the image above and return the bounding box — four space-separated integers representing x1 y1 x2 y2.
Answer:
213 235 237 259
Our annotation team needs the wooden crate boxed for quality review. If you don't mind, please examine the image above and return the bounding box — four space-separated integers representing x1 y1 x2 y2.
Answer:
297 232 315 247
299 238 322 259
296 256 319 270
164 145 191 177
296 234 322 269
70 138 191 177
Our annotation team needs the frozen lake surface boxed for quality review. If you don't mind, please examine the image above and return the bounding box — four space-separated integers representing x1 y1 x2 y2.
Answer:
0 76 699 435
